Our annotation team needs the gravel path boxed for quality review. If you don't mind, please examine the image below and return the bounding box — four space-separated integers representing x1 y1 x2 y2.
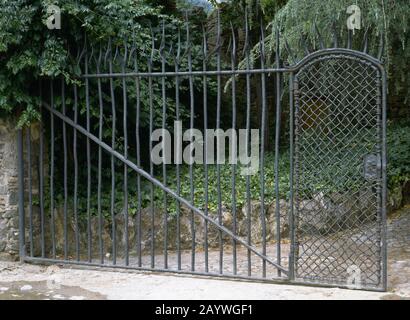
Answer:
0 206 409 300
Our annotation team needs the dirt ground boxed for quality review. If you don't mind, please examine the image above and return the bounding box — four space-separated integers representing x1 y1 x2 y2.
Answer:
0 262 395 300
0 206 409 300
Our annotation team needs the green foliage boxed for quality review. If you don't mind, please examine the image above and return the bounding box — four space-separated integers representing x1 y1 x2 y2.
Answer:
387 121 410 189
165 151 290 213
260 0 288 20
48 151 291 218
256 0 410 108
0 0 210 127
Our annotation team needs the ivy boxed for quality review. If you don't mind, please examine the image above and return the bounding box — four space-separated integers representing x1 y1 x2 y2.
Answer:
0 0 209 127
387 121 410 189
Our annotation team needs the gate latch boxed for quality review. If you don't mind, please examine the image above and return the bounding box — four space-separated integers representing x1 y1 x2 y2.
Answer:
363 154 382 181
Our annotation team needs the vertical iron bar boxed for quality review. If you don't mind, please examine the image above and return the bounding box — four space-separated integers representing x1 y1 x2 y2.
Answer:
148 34 155 269
378 34 385 61
381 69 388 291
62 79 68 260
259 24 267 278
27 127 33 257
108 39 117 265
332 22 338 48
96 47 104 264
18 128 25 261
230 24 237 276
301 35 310 56
244 10 252 277
85 43 92 262
288 74 295 281
49 81 55 259
134 48 142 268
186 15 196 272
362 27 369 53
38 85 46 258
274 29 282 277
216 9 223 275
73 83 80 261
314 24 325 50
122 43 129 266
347 30 352 49
160 22 169 270
202 27 209 273
175 30 182 271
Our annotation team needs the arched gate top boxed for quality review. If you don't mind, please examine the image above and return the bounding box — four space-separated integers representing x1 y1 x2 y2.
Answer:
290 48 385 74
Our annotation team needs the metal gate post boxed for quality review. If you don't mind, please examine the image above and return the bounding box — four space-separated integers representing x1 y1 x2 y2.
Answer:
288 74 296 282
17 128 26 262
381 69 388 291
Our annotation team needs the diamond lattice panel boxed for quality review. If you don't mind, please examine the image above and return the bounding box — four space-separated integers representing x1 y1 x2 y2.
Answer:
294 55 383 289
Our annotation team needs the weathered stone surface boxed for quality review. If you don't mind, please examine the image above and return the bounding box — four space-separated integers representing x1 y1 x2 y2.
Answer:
13 186 408 259
0 118 43 260
24 197 292 258
0 118 19 259
295 188 381 236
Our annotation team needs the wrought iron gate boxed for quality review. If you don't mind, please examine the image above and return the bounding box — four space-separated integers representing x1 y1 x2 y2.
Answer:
17 12 387 291
292 50 387 289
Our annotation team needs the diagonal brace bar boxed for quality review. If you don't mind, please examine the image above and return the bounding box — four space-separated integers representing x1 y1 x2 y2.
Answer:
42 102 288 275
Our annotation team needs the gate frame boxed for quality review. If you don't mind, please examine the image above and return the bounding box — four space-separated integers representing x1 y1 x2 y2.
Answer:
287 48 388 291
16 34 388 291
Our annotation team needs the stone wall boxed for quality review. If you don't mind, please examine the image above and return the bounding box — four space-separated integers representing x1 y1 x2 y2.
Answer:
0 118 19 260
0 117 42 260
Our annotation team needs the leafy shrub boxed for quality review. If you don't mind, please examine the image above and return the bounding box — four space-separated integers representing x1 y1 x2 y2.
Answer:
0 0 210 127
387 121 410 189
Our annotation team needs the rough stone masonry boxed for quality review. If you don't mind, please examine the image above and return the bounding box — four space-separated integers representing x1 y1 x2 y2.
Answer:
0 117 20 260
